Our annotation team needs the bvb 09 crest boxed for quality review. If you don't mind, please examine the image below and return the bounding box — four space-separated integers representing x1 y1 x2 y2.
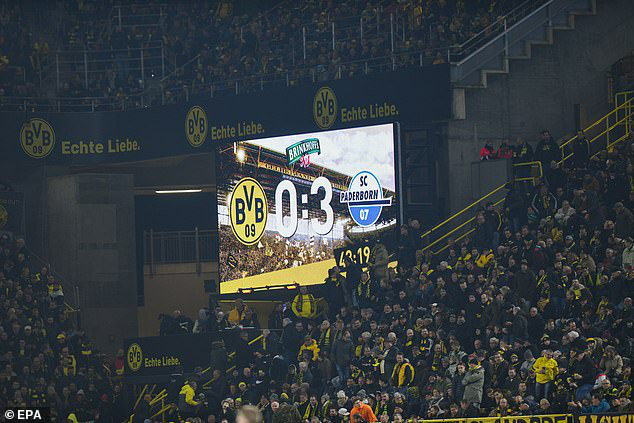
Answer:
229 177 268 246
185 106 208 147
313 87 337 129
127 343 143 372
20 118 55 159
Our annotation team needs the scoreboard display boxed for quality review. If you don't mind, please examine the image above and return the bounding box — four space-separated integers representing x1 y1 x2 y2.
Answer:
217 123 400 294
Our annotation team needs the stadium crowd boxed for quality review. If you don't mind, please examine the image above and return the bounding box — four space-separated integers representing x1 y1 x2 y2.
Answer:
0 0 533 107
146 130 634 423
0 236 128 422
218 225 341 282
2 130 634 422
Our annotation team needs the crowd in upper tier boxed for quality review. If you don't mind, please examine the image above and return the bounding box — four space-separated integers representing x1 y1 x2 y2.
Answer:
0 0 532 108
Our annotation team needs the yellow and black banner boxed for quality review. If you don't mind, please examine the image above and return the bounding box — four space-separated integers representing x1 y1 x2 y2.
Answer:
578 414 634 423
123 334 212 381
0 66 450 165
417 414 634 423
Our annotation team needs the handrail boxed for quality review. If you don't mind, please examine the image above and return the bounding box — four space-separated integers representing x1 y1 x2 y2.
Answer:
420 184 506 239
420 161 542 241
421 92 634 256
420 161 543 253
560 97 633 163
451 0 549 60
1 0 549 113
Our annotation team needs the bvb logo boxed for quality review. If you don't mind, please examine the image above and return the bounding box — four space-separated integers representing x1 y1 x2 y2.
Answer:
313 86 337 129
229 177 268 246
0 205 7 229
20 118 55 159
185 106 208 147
127 343 143 372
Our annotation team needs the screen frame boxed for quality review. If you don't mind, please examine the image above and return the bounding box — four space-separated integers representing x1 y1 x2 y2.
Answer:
215 121 403 295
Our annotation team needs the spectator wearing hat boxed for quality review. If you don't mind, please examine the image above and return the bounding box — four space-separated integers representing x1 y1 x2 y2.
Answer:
461 358 484 409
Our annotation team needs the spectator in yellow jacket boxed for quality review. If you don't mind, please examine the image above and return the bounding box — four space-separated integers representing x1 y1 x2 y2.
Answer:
298 336 320 362
390 353 415 387
228 298 247 326
532 349 558 400
291 286 317 319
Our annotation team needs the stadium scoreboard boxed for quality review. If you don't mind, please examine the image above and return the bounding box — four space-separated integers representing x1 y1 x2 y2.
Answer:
217 123 400 294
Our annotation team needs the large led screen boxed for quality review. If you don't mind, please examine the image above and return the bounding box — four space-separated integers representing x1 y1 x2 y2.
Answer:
217 123 399 294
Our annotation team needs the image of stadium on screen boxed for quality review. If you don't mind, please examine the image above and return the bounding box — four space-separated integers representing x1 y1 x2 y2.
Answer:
216 123 399 294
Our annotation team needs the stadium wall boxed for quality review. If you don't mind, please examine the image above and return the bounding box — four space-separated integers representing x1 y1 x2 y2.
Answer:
47 174 138 355
139 262 216 336
445 0 634 212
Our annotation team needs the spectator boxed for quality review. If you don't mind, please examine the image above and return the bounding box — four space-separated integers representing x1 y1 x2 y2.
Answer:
179 381 201 418
497 140 514 159
535 130 562 170
333 330 354 383
532 349 558 400
622 237 634 269
614 202 634 239
480 143 496 161
571 130 591 169
554 200 576 226
462 358 484 408
349 398 377 423
513 136 534 164
531 184 558 221
292 286 318 320
229 299 248 325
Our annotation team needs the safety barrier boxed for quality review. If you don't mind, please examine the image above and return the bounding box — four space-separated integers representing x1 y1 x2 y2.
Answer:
417 414 572 423
420 160 542 255
126 330 270 422
415 414 634 423
420 91 634 255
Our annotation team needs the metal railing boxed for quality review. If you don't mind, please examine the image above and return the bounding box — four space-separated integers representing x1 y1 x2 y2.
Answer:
420 160 543 255
144 229 216 275
54 41 166 90
451 0 582 84
0 0 550 112
420 91 634 256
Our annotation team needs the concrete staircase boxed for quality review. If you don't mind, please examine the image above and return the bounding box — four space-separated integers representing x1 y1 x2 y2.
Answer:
452 0 597 88
444 0 634 214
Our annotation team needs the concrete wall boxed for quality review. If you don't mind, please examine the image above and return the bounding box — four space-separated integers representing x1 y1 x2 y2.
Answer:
139 262 276 336
47 173 138 356
0 164 67 259
446 0 634 212
139 262 216 336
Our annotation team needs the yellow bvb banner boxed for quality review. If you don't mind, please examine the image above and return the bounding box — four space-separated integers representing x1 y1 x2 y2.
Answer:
578 415 634 423
419 415 572 423
418 415 634 423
